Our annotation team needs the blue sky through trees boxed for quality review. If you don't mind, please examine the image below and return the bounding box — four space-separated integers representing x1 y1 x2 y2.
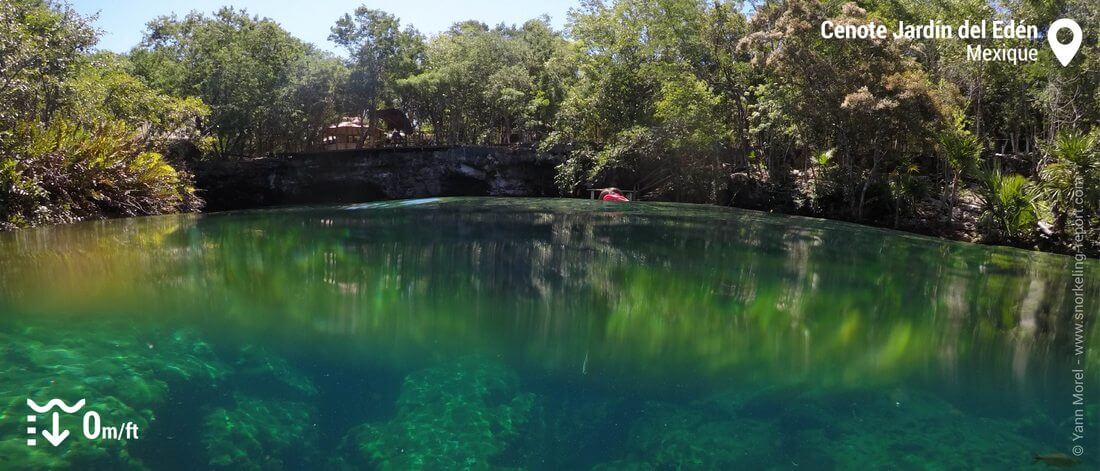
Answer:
72 0 577 53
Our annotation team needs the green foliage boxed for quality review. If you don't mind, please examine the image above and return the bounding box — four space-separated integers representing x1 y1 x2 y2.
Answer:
277 46 349 150
742 1 941 218
1039 129 1099 250
547 0 743 200
0 0 96 131
399 18 568 144
975 164 1041 241
887 161 928 226
1040 130 1099 222
0 0 207 230
935 109 983 222
130 7 330 156
67 52 210 147
330 7 423 123
588 126 664 195
805 148 842 211
812 148 834 168
0 118 201 229
936 111 982 179
547 0 1096 249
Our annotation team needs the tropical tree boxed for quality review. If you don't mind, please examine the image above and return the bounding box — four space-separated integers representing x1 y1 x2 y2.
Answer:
1041 130 1098 219
329 6 423 140
549 0 743 200
275 47 349 151
131 8 313 156
1038 130 1098 250
936 110 982 224
67 52 208 146
0 0 96 132
399 19 566 145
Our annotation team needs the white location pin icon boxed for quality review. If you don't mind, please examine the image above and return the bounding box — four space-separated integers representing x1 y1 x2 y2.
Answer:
1048 19 1082 66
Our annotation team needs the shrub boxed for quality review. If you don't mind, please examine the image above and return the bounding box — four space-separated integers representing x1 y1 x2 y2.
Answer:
1040 130 1098 224
0 118 202 229
1038 129 1099 252
974 164 1041 241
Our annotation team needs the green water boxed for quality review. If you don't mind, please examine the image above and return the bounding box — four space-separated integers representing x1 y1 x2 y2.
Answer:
0 197 1096 470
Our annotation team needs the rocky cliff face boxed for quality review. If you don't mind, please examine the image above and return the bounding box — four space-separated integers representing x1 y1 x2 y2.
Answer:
193 146 563 211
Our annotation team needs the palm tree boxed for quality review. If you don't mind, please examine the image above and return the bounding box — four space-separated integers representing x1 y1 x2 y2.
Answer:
936 113 981 225
975 163 1041 241
1039 130 1098 229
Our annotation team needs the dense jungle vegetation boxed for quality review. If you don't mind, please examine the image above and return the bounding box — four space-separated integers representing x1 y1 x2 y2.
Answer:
1 0 1097 254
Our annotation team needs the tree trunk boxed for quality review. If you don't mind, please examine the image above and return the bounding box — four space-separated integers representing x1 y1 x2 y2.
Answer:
857 152 880 220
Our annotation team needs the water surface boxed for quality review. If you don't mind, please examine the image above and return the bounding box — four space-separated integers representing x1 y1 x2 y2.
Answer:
0 197 1096 469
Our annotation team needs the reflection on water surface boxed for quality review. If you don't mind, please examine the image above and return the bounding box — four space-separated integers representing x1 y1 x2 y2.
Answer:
0 198 1096 469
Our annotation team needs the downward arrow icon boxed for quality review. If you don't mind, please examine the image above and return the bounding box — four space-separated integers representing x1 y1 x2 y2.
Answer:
41 412 69 447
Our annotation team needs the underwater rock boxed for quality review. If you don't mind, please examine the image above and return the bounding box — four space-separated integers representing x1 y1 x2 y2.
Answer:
600 386 1057 470
605 402 778 469
743 387 1056 470
202 394 317 470
0 322 229 470
590 460 657 470
231 344 318 398
340 357 534 469
0 322 322 470
803 391 1049 469
503 395 636 470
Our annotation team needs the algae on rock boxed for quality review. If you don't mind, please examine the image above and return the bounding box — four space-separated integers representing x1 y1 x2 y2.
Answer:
0 322 228 470
341 357 535 469
202 394 318 470
231 344 318 397
0 321 322 470
598 402 778 470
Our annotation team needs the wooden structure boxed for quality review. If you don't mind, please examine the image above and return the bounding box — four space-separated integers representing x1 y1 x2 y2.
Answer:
320 109 416 151
321 117 382 151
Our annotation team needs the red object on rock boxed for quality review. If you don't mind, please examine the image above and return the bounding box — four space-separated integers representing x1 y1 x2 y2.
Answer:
602 193 629 202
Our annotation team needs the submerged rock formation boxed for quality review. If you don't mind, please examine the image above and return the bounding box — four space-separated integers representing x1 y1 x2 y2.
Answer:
202 395 317 470
194 146 564 211
336 357 534 469
0 323 229 470
595 402 778 469
594 386 1060 470
0 320 322 470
